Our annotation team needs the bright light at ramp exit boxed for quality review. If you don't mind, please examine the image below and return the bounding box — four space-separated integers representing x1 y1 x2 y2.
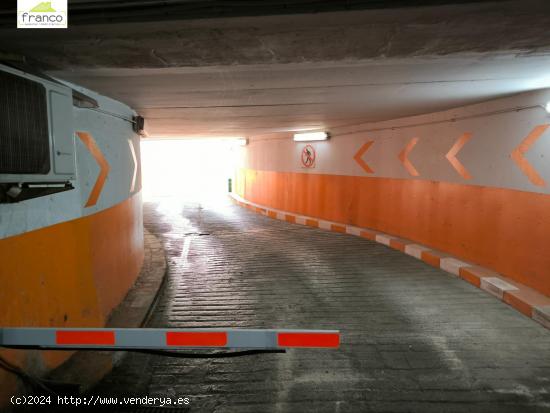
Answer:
140 138 241 203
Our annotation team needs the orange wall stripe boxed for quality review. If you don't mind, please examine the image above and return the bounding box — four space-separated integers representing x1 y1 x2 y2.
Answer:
237 168 550 297
353 141 375 174
88 194 144 318
0 194 143 406
76 131 111 207
0 194 143 327
398 137 420 177
510 124 549 187
446 132 473 180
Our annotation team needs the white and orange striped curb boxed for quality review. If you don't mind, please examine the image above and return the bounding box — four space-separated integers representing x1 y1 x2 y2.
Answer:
230 193 550 330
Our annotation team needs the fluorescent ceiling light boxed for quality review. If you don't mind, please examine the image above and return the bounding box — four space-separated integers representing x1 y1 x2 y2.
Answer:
293 131 329 141
546 101 550 114
235 138 248 146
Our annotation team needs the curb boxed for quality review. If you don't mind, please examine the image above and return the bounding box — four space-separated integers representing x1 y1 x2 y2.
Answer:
230 193 550 330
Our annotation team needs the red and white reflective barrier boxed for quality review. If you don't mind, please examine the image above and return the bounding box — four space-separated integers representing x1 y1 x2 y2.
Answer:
0 328 340 350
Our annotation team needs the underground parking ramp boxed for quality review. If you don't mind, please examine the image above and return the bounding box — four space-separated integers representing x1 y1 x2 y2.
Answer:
89 200 550 413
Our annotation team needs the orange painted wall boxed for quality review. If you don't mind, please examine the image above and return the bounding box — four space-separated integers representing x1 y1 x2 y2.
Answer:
236 168 550 298
89 194 144 318
0 193 143 404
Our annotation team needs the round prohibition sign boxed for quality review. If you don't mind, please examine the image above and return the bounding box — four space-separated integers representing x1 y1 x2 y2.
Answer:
301 145 316 168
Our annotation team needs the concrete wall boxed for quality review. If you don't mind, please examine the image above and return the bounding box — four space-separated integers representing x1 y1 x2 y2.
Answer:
236 88 550 298
0 72 143 404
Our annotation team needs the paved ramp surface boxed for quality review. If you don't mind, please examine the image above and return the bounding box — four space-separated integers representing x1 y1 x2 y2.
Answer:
91 199 550 412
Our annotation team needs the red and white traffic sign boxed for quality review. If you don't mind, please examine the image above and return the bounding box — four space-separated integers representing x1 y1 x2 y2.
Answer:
301 145 316 168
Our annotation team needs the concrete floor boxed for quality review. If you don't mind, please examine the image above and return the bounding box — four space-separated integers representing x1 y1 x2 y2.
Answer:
92 199 550 412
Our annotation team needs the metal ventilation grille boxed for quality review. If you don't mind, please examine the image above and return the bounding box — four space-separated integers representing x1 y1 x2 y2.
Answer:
0 70 50 174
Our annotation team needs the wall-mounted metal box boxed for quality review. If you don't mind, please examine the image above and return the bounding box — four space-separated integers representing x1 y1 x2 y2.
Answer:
0 64 76 184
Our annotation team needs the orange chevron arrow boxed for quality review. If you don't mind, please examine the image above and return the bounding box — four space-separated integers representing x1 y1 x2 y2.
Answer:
511 124 549 187
398 137 420 177
76 131 110 207
353 141 375 173
446 132 472 180
128 139 138 193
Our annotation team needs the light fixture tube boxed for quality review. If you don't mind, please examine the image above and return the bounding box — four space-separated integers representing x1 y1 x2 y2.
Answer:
293 131 329 141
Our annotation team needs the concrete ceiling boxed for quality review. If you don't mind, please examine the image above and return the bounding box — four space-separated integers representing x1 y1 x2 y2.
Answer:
1 0 550 138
